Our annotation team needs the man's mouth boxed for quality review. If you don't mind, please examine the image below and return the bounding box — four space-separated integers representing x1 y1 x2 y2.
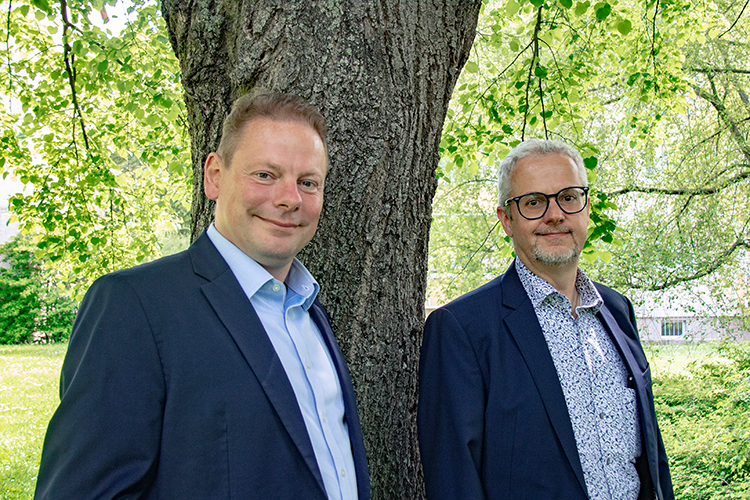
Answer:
257 216 299 229
536 227 571 237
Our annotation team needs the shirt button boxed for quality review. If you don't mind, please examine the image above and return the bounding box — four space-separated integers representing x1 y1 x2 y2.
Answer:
340 469 346 477
305 361 311 369
599 412 605 419
321 414 327 423
272 284 281 292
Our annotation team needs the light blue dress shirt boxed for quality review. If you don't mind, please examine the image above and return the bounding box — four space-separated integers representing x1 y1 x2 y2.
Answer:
207 224 358 500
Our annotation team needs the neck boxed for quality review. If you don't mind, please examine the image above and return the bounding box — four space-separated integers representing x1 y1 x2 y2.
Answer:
519 256 580 308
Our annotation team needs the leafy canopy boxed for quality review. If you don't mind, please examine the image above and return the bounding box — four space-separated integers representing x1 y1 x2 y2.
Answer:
1 0 190 297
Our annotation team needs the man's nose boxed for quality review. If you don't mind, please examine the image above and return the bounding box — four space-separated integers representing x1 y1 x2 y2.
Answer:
275 178 302 210
544 196 566 222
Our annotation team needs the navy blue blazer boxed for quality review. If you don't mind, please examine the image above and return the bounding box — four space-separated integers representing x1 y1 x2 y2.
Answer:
36 232 370 500
418 263 673 500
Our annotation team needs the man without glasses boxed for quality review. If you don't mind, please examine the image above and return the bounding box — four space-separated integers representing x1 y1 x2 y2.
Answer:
35 92 370 500
418 139 673 500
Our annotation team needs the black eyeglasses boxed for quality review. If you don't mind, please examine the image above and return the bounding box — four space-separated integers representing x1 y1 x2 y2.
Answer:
504 186 589 220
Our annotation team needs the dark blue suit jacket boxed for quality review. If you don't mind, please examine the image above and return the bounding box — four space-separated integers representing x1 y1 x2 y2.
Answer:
418 263 673 500
35 232 370 500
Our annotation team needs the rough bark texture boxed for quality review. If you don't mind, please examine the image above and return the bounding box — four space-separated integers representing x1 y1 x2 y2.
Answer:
161 2 481 497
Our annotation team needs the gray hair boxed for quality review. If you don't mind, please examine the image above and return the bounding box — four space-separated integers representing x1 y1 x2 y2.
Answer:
497 139 587 208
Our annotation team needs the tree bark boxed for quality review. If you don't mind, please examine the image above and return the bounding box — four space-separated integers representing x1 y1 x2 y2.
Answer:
161 1 481 497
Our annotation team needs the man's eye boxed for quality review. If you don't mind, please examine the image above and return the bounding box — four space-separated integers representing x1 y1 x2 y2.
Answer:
525 198 542 207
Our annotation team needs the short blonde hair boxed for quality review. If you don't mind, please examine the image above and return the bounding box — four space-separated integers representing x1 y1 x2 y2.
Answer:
217 91 328 168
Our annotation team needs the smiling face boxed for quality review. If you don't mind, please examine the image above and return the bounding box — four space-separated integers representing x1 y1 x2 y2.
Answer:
497 152 590 283
204 117 327 281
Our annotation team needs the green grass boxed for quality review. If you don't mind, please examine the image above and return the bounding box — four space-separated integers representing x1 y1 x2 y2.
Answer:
0 344 66 500
1 342 748 499
644 342 735 377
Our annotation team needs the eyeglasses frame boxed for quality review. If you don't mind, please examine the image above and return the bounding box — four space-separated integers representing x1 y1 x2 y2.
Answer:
503 186 590 221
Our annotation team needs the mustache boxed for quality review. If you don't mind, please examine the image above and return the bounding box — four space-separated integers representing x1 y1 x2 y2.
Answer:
534 225 572 235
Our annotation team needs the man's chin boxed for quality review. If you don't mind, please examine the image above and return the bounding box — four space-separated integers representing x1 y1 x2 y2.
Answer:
532 247 580 267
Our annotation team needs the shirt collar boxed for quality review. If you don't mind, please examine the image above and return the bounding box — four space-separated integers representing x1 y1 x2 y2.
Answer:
515 257 602 312
206 223 319 309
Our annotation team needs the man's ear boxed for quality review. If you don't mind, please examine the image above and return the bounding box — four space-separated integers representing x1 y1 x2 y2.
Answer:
204 152 223 201
497 206 514 238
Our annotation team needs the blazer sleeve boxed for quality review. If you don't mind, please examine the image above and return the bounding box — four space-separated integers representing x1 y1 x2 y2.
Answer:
35 274 165 500
418 307 487 500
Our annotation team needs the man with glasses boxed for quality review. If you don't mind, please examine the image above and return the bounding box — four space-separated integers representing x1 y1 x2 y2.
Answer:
418 139 673 500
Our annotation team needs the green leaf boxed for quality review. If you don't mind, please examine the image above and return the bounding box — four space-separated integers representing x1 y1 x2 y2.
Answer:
31 0 51 14
506 0 520 16
574 0 590 16
559 0 573 7
616 19 632 35
583 156 598 170
464 61 479 73
595 3 612 20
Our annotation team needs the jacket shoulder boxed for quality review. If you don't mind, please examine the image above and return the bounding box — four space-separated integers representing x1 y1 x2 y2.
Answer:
593 281 633 314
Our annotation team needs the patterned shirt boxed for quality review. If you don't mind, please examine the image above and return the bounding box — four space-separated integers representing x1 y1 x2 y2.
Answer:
516 258 641 500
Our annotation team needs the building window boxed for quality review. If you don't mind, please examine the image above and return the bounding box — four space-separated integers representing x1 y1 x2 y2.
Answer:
661 320 684 337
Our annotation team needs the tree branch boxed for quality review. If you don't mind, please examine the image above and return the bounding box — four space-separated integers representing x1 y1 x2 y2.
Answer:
651 0 659 93
60 0 91 153
447 220 502 290
635 238 749 290
539 71 548 140
607 168 750 197
522 6 543 141
433 178 494 205
5 1 11 97
689 67 750 75
717 0 750 38
692 83 750 162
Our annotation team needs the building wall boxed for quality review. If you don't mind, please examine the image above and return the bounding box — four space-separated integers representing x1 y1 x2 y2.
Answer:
637 315 750 344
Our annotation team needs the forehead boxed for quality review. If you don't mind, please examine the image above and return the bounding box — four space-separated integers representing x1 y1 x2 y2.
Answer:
510 153 583 193
239 117 329 172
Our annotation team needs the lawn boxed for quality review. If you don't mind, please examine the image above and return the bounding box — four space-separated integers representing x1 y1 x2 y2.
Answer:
0 341 748 499
0 344 65 500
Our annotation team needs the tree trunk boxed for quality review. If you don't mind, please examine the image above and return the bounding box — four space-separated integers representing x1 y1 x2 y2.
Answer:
161 2 481 497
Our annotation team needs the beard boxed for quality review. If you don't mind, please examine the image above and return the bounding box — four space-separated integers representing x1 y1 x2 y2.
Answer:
531 225 582 266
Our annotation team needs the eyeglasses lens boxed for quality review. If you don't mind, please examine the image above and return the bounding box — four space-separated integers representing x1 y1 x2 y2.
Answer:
518 188 586 219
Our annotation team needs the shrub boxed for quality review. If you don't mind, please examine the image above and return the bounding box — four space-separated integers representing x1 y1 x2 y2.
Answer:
0 234 77 344
652 341 750 499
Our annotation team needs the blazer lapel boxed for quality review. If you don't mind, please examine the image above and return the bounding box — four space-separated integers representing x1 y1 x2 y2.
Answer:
310 302 371 500
597 303 661 491
501 266 588 496
190 233 326 495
